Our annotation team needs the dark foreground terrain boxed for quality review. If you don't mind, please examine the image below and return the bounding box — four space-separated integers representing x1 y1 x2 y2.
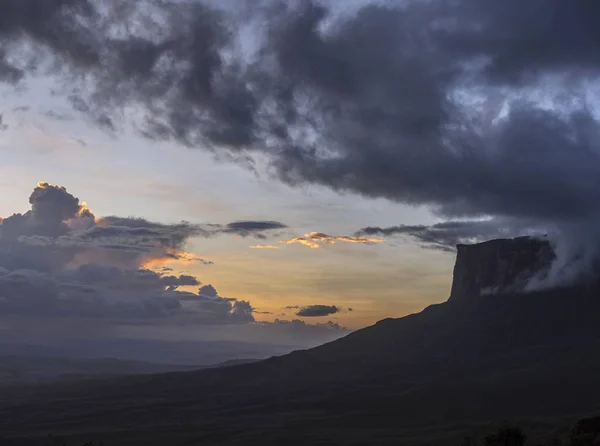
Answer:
2 286 600 445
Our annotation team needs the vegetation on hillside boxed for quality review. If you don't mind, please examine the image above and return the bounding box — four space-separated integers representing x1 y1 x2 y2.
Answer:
461 416 600 446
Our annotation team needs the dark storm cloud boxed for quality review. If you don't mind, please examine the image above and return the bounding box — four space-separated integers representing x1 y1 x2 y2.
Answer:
247 1 600 226
294 305 340 318
437 0 600 85
3 0 600 276
358 219 540 252
1 0 599 234
0 0 99 66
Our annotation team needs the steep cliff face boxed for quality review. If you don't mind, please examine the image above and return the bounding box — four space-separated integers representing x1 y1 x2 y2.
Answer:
449 236 555 302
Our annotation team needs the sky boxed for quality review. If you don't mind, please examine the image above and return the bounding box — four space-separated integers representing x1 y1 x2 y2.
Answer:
0 0 599 363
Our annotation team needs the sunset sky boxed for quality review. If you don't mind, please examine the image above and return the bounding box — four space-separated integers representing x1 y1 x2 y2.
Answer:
0 85 454 329
0 75 458 363
0 0 595 363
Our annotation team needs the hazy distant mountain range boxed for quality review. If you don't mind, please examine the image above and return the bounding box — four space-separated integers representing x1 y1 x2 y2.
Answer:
0 355 259 385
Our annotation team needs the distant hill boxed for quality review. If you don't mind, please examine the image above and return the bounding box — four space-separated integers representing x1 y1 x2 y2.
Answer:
0 338 291 365
1 237 600 445
0 355 258 385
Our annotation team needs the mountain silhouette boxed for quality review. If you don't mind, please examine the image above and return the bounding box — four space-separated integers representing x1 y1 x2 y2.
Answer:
1 237 600 445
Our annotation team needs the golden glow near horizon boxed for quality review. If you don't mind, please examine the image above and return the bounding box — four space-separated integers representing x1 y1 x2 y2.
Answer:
185 239 454 330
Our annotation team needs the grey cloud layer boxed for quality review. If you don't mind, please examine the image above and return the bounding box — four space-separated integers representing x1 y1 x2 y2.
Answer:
96 217 287 242
0 266 253 324
0 184 285 325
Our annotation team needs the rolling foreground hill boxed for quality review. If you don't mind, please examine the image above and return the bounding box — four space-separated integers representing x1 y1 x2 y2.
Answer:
2 237 600 445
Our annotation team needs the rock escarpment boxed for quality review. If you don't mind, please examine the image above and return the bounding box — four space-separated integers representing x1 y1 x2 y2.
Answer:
449 236 555 302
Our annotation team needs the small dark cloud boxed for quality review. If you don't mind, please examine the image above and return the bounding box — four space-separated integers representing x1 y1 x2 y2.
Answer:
295 305 341 318
223 221 288 238
199 284 218 298
161 274 200 291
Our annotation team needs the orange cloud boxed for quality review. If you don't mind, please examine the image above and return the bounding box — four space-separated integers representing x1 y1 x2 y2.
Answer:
279 237 320 249
250 245 280 249
336 235 383 244
279 232 383 248
77 201 91 216
141 248 213 270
